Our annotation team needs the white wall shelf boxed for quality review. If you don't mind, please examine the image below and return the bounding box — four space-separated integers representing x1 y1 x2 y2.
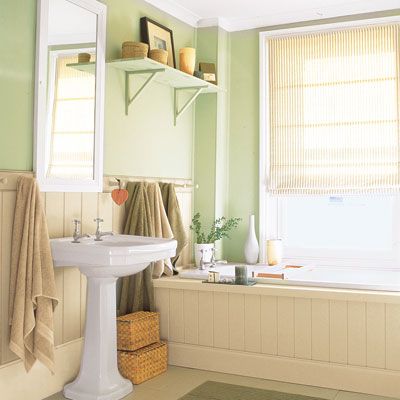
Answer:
68 57 223 124
66 61 96 74
108 57 222 124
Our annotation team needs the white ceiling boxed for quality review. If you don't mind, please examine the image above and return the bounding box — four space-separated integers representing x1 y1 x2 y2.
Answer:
144 0 400 31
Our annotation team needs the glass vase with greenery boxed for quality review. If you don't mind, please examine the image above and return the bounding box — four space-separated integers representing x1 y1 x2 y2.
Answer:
190 213 241 266
190 212 241 244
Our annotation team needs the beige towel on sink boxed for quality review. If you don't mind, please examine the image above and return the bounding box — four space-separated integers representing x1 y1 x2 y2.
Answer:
8 176 58 373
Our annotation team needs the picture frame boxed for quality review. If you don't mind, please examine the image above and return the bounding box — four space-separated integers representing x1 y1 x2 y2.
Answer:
140 17 176 68
199 62 217 85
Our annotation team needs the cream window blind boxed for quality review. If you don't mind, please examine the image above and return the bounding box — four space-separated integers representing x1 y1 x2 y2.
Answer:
47 54 95 180
268 24 400 195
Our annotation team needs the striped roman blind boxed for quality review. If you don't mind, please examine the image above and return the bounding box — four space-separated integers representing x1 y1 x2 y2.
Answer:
267 24 400 195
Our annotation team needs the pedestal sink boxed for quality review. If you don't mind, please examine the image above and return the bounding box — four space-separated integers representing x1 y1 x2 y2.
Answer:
51 234 177 400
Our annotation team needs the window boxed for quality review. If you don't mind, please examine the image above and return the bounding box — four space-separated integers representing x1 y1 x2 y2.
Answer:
260 19 400 267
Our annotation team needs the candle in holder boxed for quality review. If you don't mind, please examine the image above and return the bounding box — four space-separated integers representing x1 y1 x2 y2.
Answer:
266 239 283 265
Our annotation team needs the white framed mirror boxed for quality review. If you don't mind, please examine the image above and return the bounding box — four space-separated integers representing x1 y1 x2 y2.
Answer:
34 0 106 192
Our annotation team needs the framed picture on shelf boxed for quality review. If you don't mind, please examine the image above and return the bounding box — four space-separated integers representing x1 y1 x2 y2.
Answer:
140 17 176 68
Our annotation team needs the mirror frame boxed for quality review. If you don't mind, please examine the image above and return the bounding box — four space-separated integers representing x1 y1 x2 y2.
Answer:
34 0 107 192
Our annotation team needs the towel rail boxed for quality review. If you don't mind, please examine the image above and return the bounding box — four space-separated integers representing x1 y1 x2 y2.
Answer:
105 175 198 190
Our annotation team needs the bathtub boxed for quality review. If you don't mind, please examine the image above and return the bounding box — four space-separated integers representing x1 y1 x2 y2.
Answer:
179 263 400 291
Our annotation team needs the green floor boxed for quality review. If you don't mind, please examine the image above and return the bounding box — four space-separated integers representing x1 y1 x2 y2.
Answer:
180 381 328 400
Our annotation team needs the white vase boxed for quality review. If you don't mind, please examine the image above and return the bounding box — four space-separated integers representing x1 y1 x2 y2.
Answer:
244 214 259 264
194 243 214 267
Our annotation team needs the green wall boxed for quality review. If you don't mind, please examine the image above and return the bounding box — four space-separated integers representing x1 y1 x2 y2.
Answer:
1 1 399 262
224 29 259 262
193 27 218 236
0 0 196 179
0 0 36 171
104 0 196 178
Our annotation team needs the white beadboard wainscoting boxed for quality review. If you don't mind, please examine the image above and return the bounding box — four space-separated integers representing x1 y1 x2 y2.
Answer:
0 171 193 400
154 278 400 398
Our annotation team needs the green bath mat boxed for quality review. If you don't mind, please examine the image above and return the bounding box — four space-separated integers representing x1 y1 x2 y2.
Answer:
179 381 326 400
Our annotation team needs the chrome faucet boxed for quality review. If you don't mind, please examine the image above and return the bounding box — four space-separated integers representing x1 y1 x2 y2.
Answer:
94 218 114 241
72 219 90 243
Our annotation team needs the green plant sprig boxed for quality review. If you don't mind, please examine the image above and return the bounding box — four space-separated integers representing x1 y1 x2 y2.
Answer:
190 212 241 244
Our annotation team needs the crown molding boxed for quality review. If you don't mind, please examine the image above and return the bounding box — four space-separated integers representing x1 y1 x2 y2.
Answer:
197 17 232 32
144 0 400 32
144 0 200 27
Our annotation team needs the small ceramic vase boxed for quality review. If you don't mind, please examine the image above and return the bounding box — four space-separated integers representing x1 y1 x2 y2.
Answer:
179 47 196 75
244 214 259 264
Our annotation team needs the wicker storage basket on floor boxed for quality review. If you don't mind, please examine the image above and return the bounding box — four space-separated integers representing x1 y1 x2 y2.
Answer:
117 311 160 351
118 341 168 384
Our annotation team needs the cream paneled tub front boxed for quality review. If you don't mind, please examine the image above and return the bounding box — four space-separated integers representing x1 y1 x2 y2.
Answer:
154 277 400 398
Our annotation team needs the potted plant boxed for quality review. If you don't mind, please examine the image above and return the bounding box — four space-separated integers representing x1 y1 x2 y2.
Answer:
190 213 241 267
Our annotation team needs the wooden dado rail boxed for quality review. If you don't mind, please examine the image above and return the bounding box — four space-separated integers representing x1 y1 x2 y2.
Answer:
0 171 193 400
154 278 400 398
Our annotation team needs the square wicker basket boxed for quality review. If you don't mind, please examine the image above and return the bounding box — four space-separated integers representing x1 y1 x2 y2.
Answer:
118 341 168 384
117 311 160 351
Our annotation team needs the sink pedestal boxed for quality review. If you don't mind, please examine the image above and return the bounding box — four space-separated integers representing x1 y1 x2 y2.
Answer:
51 234 177 400
64 276 133 400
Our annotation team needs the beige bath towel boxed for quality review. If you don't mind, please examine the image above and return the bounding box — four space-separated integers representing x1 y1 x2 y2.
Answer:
146 183 174 278
8 176 58 373
159 183 188 269
119 182 173 314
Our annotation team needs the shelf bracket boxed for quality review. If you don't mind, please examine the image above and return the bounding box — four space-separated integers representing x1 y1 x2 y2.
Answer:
174 86 207 126
125 68 165 115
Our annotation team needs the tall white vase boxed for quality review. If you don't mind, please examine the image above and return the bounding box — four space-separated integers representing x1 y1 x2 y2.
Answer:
244 214 259 264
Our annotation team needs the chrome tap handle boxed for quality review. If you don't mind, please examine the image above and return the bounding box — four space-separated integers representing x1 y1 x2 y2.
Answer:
73 219 81 235
71 219 89 243
94 218 104 235
93 218 113 241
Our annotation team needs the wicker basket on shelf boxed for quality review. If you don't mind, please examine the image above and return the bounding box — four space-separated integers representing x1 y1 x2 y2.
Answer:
149 49 168 64
78 52 91 63
117 311 160 351
121 41 149 59
118 341 168 384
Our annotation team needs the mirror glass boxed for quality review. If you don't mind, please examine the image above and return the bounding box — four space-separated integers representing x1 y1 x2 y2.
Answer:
35 0 105 192
46 0 97 180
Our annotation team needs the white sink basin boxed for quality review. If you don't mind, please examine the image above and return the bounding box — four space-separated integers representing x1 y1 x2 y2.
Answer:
51 234 177 277
50 234 177 400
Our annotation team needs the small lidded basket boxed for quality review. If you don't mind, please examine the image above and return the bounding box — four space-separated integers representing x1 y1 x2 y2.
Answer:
149 49 168 65
117 311 160 351
121 41 149 59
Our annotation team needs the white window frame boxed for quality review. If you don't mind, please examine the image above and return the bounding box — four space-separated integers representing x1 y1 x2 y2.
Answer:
259 16 400 268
